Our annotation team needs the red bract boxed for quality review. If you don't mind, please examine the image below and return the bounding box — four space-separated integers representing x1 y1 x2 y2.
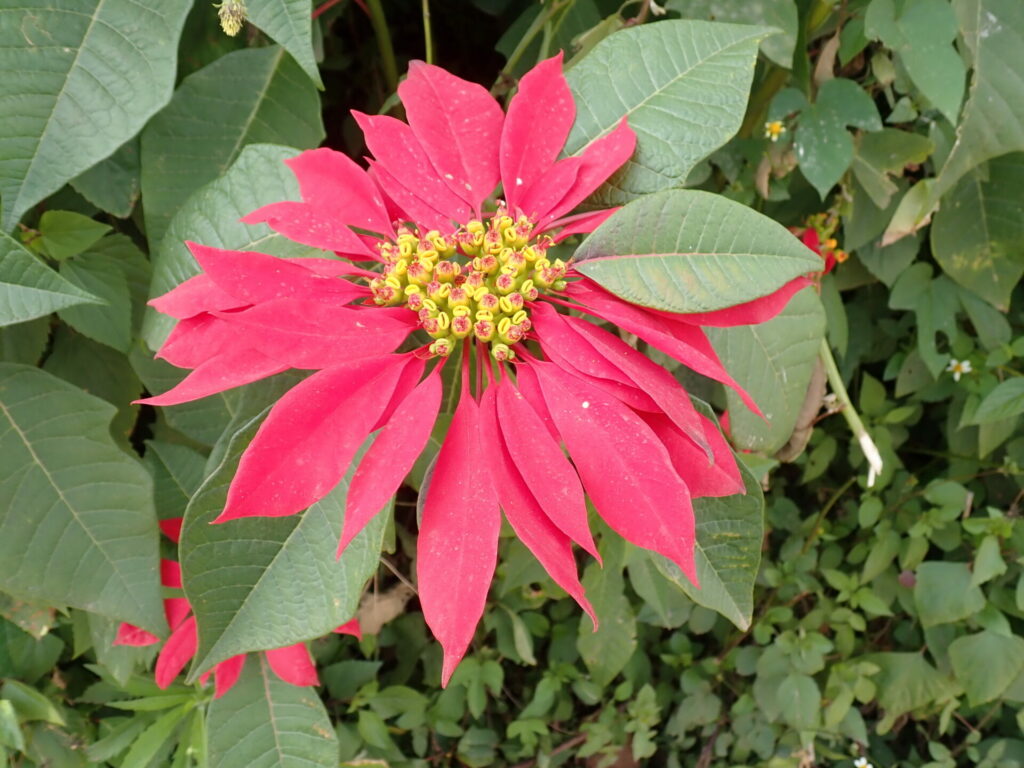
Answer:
115 519 359 697
144 53 807 685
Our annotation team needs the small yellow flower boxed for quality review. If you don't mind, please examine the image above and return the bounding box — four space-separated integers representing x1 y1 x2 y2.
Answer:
946 358 973 382
764 120 786 142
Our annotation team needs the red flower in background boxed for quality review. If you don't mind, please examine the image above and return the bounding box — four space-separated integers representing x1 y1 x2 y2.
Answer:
143 54 808 684
115 518 360 697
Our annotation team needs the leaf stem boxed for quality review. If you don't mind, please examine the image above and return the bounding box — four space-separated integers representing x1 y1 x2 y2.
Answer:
421 0 434 65
365 0 399 94
820 339 883 487
490 0 569 97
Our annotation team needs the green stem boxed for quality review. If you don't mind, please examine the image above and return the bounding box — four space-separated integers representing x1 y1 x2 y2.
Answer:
421 0 434 65
820 339 883 486
365 0 398 94
491 0 567 97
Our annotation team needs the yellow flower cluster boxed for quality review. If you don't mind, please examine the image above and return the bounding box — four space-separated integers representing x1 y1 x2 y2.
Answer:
369 214 568 360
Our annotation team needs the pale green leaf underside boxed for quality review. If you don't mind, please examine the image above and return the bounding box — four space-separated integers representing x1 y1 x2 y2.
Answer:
207 656 338 768
707 288 827 454
142 143 325 350
183 411 387 677
933 0 1024 199
0 231 99 328
653 460 764 630
140 46 324 247
0 0 190 231
574 189 821 313
247 0 323 88
563 20 771 206
0 364 163 632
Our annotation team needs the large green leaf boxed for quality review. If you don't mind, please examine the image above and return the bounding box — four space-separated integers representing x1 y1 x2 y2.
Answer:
563 20 770 206
706 288 826 453
574 190 820 313
0 231 99 327
206 655 337 768
247 0 322 88
57 255 132 352
949 631 1024 706
931 153 1024 311
862 653 957 733
914 561 985 627
0 365 163 632
665 0 798 67
70 138 141 219
140 47 324 247
0 0 190 231
142 143 326 350
933 0 1024 199
653 460 764 630
182 410 388 676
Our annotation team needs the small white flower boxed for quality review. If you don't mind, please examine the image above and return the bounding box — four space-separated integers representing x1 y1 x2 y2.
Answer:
946 358 973 382
854 757 873 768
764 120 786 142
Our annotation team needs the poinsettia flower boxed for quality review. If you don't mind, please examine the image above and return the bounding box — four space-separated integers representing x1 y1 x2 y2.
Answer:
143 53 808 685
114 518 360 697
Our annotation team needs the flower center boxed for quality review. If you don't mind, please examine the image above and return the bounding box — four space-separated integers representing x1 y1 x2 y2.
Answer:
368 213 568 361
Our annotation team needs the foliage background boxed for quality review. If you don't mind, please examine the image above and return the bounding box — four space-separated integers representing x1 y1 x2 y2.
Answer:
1 0 1024 766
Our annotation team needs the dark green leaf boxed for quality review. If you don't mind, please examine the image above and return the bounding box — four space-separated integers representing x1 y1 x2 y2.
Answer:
563 21 770 205
71 138 142 219
0 364 163 632
206 655 337 768
664 0 798 67
863 653 956 733
653 460 764 630
574 190 821 313
577 536 636 687
57 256 132 352
0 0 191 230
914 561 985 628
140 47 324 247
932 153 1024 310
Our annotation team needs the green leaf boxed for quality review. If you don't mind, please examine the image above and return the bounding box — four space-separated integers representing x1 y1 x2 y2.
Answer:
863 653 956 733
889 264 959 377
577 537 636 687
563 20 770 206
574 190 821 313
0 364 163 632
914 561 985 628
967 379 1024 425
143 143 327 349
664 0 798 67
71 138 142 219
42 328 143 447
144 441 207 521
933 0 1024 199
206 655 338 768
0 231 100 327
0 0 191 231
866 0 965 124
949 631 1024 705
707 287 826 453
852 128 935 208
141 46 324 248
182 411 388 675
653 460 764 630
247 0 322 88
778 674 820 730
931 153 1024 311
0 317 49 365
120 705 192 768
795 78 883 199
37 211 111 261
0 618 64 683
0 700 24 752
57 256 132 352
0 679 63 725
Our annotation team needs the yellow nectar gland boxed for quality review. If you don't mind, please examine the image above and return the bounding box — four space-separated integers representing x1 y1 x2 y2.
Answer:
369 214 567 360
